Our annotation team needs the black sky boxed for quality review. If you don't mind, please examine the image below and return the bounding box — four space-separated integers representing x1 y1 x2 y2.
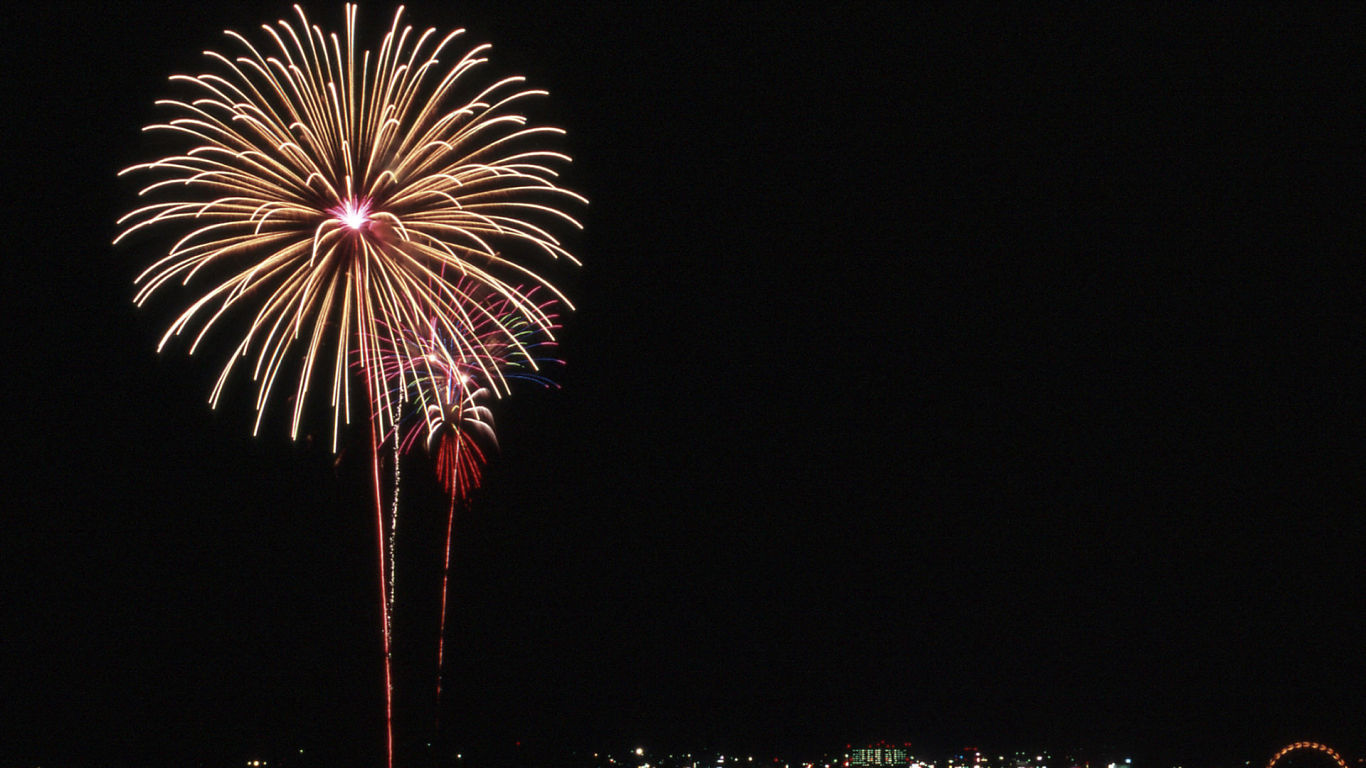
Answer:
4 2 1366 767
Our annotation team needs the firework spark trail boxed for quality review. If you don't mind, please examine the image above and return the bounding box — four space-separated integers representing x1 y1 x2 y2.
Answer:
389 398 401 622
375 288 560 714
435 490 458 712
361 303 396 768
404 343 493 713
118 5 582 766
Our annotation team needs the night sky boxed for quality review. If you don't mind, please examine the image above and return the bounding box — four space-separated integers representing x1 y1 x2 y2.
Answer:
4 2 1366 767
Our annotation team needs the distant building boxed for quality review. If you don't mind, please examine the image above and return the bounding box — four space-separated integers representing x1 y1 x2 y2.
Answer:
849 744 913 768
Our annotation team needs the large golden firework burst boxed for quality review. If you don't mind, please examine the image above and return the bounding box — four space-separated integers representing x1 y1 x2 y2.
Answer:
116 3 584 449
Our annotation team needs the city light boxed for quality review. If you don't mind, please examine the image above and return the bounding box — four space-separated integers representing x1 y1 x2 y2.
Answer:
572 739 1350 768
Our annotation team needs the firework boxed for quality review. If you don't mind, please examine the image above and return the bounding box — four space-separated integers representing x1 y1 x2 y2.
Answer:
375 285 560 702
117 6 583 765
380 287 560 495
116 3 584 451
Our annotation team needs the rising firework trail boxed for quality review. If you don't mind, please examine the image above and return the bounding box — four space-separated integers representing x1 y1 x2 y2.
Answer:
116 5 584 765
376 287 561 709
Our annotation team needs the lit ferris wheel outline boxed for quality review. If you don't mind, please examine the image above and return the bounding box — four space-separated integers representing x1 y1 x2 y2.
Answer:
1267 743 1350 768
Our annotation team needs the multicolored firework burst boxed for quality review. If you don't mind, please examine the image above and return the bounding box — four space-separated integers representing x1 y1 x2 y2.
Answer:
380 289 559 499
116 5 583 765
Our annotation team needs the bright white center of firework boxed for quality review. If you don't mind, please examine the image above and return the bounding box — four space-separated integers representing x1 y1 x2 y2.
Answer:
330 198 372 230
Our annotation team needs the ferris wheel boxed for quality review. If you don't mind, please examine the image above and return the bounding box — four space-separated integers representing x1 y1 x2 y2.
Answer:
1267 742 1350 768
